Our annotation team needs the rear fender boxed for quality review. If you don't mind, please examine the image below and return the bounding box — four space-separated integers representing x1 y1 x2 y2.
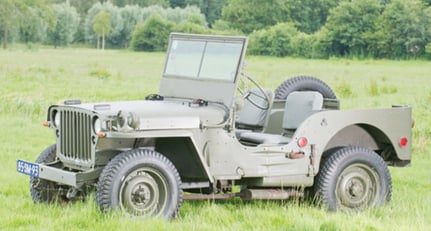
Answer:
293 107 412 172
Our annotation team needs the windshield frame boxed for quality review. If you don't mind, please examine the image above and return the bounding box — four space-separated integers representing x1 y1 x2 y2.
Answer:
159 33 248 107
163 37 245 83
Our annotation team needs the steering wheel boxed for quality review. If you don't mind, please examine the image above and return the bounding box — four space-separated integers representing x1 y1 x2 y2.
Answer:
237 73 271 110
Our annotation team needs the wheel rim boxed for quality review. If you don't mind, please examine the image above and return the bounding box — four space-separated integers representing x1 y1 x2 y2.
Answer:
335 163 381 210
119 167 169 217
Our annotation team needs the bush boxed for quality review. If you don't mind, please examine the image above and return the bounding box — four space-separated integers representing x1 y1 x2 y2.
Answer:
248 23 312 57
130 15 174 52
174 14 210 34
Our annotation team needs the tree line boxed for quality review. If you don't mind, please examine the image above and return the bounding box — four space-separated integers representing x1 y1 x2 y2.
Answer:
0 0 430 59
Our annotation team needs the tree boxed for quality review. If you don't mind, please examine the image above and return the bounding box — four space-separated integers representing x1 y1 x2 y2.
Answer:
19 7 47 45
112 0 169 7
47 2 80 47
120 5 144 48
284 0 340 34
169 0 185 7
85 2 123 48
130 14 174 51
323 0 382 56
221 0 289 34
93 10 112 50
369 0 431 58
184 0 227 26
0 0 53 48
248 22 306 57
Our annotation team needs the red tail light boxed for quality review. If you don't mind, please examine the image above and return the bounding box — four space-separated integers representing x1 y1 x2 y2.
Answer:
399 137 408 147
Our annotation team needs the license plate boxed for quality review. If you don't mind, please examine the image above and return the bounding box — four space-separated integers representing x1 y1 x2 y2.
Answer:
16 160 39 177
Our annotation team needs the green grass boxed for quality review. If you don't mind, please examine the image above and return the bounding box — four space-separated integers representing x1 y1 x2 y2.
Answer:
1 48 430 230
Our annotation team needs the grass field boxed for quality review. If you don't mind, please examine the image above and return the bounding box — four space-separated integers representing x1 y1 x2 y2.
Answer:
1 48 430 231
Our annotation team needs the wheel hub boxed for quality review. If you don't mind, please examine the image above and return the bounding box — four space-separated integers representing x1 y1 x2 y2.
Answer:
348 179 365 197
131 185 151 205
119 168 169 217
336 164 380 210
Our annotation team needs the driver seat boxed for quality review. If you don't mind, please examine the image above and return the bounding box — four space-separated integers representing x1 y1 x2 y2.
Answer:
239 91 323 145
235 88 274 136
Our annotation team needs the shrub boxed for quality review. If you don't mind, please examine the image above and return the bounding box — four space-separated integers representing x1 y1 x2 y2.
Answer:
130 15 174 52
249 22 320 58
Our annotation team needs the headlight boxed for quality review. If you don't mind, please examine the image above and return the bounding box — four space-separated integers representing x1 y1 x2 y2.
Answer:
117 110 126 128
127 112 140 129
93 117 101 133
53 110 60 127
117 110 139 130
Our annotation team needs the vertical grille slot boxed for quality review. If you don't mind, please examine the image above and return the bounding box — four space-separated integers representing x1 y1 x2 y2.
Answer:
59 109 93 163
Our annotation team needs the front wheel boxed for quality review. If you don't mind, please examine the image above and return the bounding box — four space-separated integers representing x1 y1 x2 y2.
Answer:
96 149 182 219
314 146 392 212
30 144 70 203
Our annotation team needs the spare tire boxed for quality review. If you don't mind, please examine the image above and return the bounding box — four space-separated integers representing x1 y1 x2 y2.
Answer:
274 75 337 100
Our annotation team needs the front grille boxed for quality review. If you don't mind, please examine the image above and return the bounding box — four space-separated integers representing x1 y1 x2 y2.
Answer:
59 109 93 164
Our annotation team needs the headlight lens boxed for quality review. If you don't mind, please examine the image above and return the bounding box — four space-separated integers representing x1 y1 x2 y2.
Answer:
93 117 101 133
53 111 60 127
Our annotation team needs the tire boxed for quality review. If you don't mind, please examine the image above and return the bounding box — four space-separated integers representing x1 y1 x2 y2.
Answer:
96 149 182 219
30 144 69 203
314 146 392 212
274 75 337 100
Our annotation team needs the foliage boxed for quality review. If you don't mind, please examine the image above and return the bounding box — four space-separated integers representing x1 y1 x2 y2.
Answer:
369 0 431 58
93 11 112 36
130 15 174 51
184 0 227 26
2 0 431 59
0 0 54 49
85 2 123 48
222 0 289 34
93 10 112 50
284 0 341 34
112 0 169 7
323 0 382 57
46 2 80 48
174 14 210 34
18 7 47 44
248 23 320 58
167 0 228 25
84 3 205 48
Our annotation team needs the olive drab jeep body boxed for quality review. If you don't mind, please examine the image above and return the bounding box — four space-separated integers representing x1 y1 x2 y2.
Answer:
17 33 412 218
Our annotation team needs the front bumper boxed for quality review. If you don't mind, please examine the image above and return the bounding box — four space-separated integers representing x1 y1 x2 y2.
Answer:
17 159 102 188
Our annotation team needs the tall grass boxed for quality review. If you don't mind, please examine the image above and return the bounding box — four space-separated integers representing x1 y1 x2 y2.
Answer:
1 49 430 230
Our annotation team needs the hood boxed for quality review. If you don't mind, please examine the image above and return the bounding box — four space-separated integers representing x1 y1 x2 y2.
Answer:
62 99 228 130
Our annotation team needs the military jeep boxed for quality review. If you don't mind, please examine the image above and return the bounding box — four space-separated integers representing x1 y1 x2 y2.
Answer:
17 33 412 218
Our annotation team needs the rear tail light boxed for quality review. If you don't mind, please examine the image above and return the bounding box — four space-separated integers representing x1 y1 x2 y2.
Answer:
399 137 408 147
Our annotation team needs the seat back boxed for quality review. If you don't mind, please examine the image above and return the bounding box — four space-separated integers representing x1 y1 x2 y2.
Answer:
282 91 323 131
236 88 274 130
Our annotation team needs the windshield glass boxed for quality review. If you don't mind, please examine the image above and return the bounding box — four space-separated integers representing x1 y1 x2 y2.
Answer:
164 39 244 82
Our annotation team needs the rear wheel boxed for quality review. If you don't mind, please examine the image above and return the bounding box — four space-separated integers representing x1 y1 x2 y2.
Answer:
30 144 70 203
96 149 182 219
314 146 392 211
274 75 337 100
